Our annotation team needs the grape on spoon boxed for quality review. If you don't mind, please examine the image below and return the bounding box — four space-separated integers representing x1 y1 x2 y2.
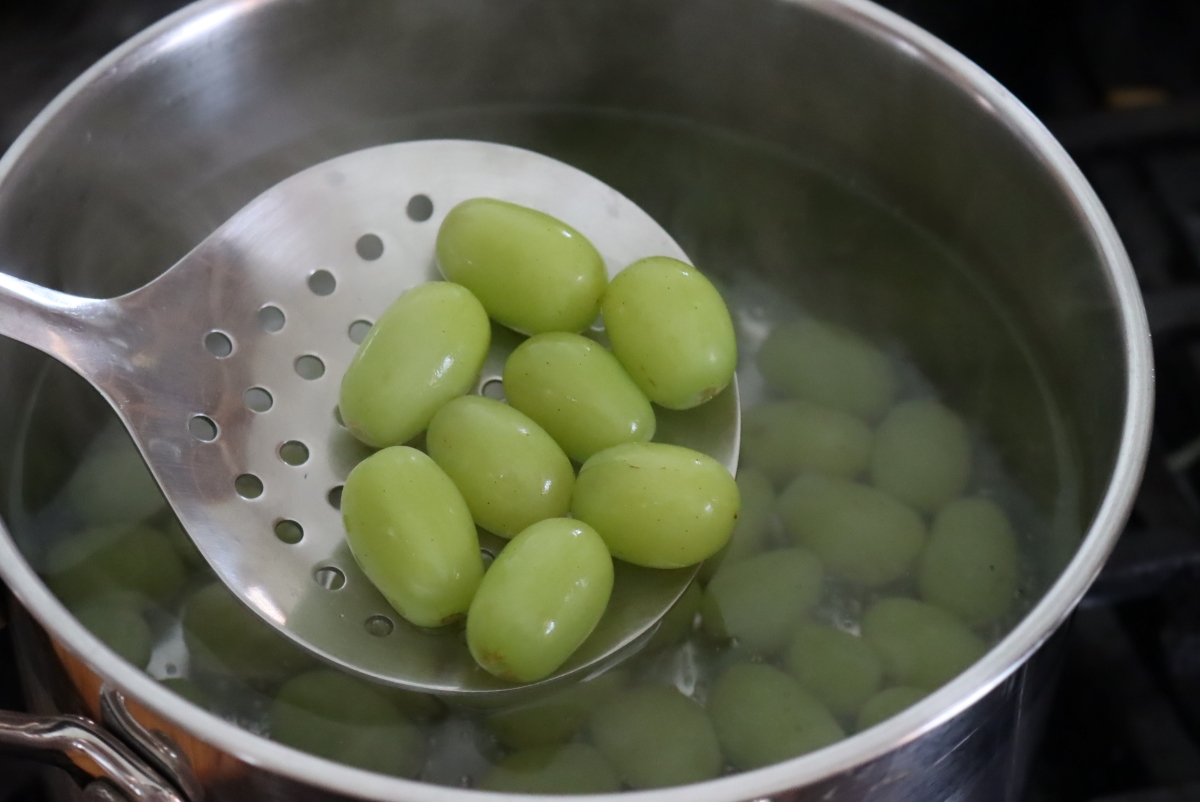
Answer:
0 140 740 697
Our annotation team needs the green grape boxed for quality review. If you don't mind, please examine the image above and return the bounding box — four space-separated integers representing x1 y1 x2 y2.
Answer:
740 400 873 487
785 622 883 717
699 467 774 585
701 548 823 654
646 580 703 651
602 256 737 410
66 421 166 526
919 498 1019 624
503 332 655 462
485 670 626 748
590 685 722 789
708 663 844 770
269 669 426 778
776 473 925 586
158 678 210 709
480 744 620 794
183 581 313 685
342 447 484 627
467 518 613 682
571 442 739 568
380 687 445 723
861 598 987 690
754 318 897 421
44 523 187 608
855 686 926 732
340 281 490 448
158 514 207 570
436 198 607 334
870 399 971 513
70 594 153 668
427 395 574 538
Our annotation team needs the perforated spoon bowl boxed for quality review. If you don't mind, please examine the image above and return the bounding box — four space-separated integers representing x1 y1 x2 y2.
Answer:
0 140 740 698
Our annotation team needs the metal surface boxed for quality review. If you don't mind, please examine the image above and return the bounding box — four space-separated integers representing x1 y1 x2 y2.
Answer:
0 708 182 801
0 0 1153 799
0 139 736 696
99 686 204 802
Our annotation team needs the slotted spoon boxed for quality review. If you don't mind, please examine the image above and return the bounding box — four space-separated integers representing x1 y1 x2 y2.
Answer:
0 140 740 698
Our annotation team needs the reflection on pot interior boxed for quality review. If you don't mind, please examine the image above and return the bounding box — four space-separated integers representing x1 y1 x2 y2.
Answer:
8 112 1076 793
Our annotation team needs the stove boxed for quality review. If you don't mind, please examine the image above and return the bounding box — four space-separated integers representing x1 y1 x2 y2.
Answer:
2 1 1200 800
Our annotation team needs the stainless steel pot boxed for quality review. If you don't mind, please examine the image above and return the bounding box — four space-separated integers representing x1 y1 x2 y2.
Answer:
0 0 1152 800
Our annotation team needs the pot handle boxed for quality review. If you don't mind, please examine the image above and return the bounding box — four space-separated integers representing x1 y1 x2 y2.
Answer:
0 708 185 802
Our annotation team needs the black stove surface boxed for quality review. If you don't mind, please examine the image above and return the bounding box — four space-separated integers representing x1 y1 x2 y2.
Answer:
3 1 1200 800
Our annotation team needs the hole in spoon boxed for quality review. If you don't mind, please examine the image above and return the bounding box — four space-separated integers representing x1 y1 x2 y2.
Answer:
481 547 496 570
294 355 325 380
258 305 285 333
315 566 346 591
235 474 263 499
334 406 345 427
243 387 273 412
274 519 303 544
279 441 309 466
348 320 373 344
406 194 434 222
365 615 394 637
480 379 505 401
327 486 343 510
355 234 384 261
188 415 218 442
204 331 233 358
308 270 337 296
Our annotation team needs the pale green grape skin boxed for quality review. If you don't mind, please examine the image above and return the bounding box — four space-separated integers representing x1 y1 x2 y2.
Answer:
647 580 703 651
182 582 313 685
856 686 926 732
740 400 873 487
436 198 607 334
467 518 613 682
427 395 573 538
70 594 153 669
480 744 620 794
777 473 925 586
158 678 210 709
571 442 739 568
270 669 425 778
66 422 166 526
342 447 483 628
870 399 971 513
339 281 490 448
485 670 625 748
708 663 844 770
44 523 187 608
861 598 987 690
785 622 883 717
503 332 655 462
699 466 774 584
602 256 737 410
590 685 722 789
919 498 1019 625
702 548 823 654
755 318 897 421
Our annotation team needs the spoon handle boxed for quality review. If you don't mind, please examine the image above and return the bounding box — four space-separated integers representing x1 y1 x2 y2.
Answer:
0 272 124 377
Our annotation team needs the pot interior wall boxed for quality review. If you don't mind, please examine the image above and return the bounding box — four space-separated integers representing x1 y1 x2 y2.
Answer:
0 0 1119 640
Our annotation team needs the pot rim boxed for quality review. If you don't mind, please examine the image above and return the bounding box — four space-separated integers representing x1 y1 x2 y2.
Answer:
0 0 1153 799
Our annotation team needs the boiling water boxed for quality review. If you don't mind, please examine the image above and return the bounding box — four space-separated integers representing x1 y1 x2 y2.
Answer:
4 110 1076 792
